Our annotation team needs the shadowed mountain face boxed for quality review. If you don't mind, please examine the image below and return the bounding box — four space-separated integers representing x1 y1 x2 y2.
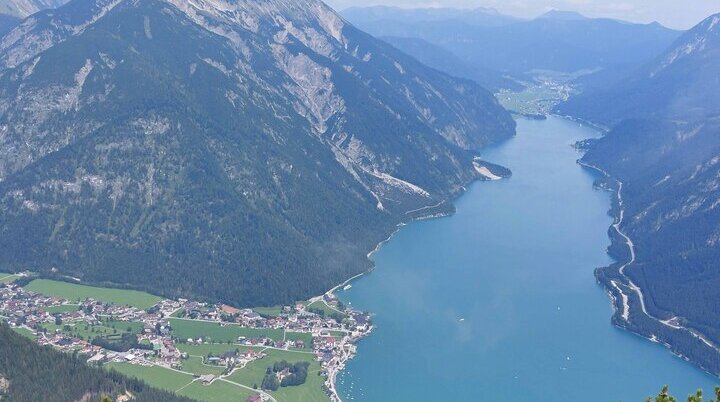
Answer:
0 14 21 37
569 14 720 374
0 0 515 306
379 36 521 92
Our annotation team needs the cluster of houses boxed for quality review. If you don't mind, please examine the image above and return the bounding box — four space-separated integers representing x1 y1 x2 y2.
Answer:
0 279 373 398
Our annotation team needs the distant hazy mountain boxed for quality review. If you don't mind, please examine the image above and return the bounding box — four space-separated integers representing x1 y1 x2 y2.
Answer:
571 13 720 374
342 7 681 77
560 13 720 125
0 0 69 38
0 0 514 307
342 6 520 28
380 36 521 92
538 10 587 21
0 0 69 18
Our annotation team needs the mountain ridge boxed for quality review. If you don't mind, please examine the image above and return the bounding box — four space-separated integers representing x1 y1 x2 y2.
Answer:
342 6 681 79
0 0 515 307
566 12 720 375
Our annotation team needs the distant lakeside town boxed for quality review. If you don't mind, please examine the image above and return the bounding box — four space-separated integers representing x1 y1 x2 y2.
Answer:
0 273 371 402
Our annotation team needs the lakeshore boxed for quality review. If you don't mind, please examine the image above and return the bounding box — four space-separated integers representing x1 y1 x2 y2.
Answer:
335 116 718 402
1 276 372 402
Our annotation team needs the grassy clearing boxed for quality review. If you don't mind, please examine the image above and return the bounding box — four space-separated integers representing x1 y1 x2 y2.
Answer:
43 318 143 341
45 304 81 314
227 348 329 402
0 273 20 283
107 363 193 391
180 356 225 376
306 301 344 318
285 331 313 349
177 379 254 402
253 306 283 317
12 326 36 339
169 318 283 343
108 362 254 402
176 343 259 357
25 279 162 309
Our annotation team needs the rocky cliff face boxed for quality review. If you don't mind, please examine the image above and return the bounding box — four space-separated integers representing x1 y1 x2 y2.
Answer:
0 0 515 306
0 0 70 18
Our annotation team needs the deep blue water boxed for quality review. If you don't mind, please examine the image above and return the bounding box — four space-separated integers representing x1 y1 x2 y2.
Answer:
337 116 718 402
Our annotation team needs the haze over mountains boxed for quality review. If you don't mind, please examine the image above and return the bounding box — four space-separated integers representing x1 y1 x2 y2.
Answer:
561 13 720 373
0 0 514 307
342 6 682 90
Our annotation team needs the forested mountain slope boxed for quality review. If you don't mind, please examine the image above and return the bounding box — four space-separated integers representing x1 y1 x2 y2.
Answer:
568 13 720 374
0 323 196 402
380 36 521 92
0 15 20 37
0 0 515 307
559 14 720 125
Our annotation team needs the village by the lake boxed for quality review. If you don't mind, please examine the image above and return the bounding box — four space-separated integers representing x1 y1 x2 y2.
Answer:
0 273 371 402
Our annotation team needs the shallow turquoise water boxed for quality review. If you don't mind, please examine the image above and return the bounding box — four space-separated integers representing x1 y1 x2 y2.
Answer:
337 116 718 402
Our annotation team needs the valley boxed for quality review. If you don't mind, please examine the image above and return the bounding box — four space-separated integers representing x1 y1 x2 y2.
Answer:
0 1 719 401
1 276 371 402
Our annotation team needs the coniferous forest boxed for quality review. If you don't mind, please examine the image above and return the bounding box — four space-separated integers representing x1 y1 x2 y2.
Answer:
0 324 196 402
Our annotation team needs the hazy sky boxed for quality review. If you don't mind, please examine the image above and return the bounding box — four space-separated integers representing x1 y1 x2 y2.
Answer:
325 0 719 30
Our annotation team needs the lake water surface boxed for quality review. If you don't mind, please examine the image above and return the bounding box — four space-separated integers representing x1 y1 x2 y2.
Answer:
337 116 718 402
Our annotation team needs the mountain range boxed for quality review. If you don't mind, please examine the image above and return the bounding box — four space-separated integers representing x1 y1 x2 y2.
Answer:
0 0 515 307
342 6 682 89
379 36 521 92
562 13 720 374
342 6 520 28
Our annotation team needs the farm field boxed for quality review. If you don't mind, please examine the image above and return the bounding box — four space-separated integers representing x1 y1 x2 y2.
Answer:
253 306 283 317
25 279 162 309
178 379 255 402
169 318 284 343
0 273 20 283
306 301 344 318
227 348 329 402
108 363 194 391
43 318 143 341
285 331 313 349
180 356 225 376
45 304 81 314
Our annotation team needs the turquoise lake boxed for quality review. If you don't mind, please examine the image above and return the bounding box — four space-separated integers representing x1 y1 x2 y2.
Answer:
337 116 718 401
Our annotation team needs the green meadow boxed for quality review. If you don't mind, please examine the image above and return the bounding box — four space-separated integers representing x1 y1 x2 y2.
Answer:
306 301 345 318
169 318 284 343
43 318 143 341
108 363 193 391
227 348 329 402
25 279 162 309
0 273 20 283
